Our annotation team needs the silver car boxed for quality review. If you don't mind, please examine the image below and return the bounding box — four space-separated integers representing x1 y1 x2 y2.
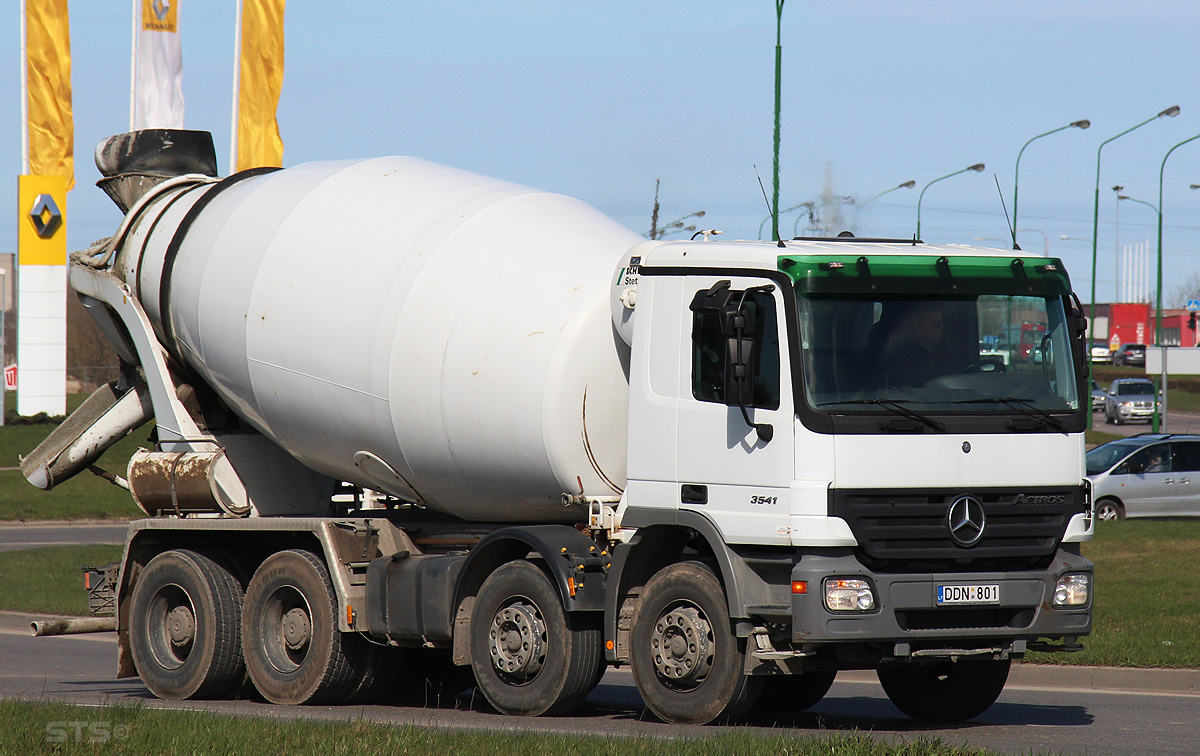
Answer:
1086 434 1200 520
1103 378 1157 425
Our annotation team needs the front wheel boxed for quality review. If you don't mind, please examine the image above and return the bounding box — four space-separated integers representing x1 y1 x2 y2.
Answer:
631 562 761 724
469 561 604 716
1096 498 1126 522
877 658 1010 721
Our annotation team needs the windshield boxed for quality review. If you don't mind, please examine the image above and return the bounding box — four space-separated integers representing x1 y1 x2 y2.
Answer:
1086 442 1142 475
784 254 1080 417
1116 381 1155 396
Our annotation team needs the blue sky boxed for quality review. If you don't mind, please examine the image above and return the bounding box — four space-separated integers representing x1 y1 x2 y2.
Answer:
4 1 1200 303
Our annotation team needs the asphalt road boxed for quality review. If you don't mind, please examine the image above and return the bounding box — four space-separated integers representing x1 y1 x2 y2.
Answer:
0 522 128 552
1 614 1196 754
1091 409 1200 438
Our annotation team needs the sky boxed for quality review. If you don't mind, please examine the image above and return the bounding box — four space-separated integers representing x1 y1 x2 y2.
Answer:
4 1 1200 305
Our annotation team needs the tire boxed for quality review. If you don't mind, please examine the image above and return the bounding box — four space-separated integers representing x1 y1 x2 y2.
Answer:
341 637 402 704
128 549 246 700
1095 498 1126 522
630 562 762 724
753 671 837 715
469 561 604 716
242 549 360 705
877 658 1010 721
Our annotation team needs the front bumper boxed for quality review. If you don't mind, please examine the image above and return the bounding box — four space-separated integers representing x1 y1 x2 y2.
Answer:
791 548 1092 647
1116 404 1155 420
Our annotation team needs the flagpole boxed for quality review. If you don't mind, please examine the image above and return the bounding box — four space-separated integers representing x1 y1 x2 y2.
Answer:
19 0 29 172
230 0 243 173
129 0 138 129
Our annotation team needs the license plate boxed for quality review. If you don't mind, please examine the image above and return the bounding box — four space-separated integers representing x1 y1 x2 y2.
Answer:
937 584 1000 605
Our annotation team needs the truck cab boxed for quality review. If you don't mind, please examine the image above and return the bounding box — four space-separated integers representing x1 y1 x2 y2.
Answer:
612 237 1092 721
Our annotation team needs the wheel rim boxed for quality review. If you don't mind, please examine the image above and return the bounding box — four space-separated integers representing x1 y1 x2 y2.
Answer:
1097 504 1118 521
146 582 196 670
487 597 547 684
261 585 313 673
649 601 713 690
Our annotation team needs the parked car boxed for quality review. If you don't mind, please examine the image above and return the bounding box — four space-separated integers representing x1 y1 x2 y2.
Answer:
1090 379 1106 412
1089 339 1111 364
1087 434 1200 520
1104 377 1157 425
1111 343 1146 366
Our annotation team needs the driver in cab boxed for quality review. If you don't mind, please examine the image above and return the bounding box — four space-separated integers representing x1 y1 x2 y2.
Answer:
875 303 951 388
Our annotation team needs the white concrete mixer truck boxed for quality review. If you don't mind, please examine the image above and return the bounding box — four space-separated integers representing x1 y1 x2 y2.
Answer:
25 130 1094 724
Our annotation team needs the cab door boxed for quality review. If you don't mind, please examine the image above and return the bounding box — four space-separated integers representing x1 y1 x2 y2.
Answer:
674 275 795 544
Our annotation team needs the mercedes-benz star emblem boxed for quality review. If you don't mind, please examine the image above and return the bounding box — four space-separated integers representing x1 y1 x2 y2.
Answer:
947 495 986 547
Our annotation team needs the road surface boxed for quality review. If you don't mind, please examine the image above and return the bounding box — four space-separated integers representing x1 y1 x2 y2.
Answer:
1 613 1196 754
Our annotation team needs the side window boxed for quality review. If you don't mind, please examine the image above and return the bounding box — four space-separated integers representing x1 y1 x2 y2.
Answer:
1116 445 1170 475
1171 442 1200 473
691 288 780 410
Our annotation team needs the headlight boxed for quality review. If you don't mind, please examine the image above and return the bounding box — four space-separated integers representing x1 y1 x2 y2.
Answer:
824 578 876 612
1053 573 1090 607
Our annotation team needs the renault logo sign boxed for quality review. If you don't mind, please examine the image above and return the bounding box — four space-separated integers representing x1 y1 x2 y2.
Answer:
947 495 986 547
28 193 62 239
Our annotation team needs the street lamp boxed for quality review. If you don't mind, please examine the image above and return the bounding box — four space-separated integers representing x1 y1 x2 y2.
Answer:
1151 134 1200 432
759 202 811 240
1012 119 1090 246
863 180 916 204
1086 106 1179 430
915 164 985 240
1017 228 1050 256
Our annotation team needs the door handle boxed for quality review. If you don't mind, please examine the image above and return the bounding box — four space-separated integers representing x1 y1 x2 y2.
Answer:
681 484 708 505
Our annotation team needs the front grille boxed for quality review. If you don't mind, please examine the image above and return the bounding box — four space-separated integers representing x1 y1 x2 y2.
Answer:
830 487 1084 565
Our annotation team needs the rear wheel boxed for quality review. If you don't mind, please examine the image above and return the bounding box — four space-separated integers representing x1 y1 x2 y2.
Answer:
242 549 359 704
1096 497 1126 522
877 658 1010 721
128 549 245 700
469 561 604 716
631 562 762 724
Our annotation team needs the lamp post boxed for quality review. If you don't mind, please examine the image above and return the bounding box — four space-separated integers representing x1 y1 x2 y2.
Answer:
1150 134 1200 432
863 180 917 204
759 202 811 240
1012 120 1090 247
1086 106 1179 430
1017 228 1050 256
916 164 985 240
770 0 785 242
1112 185 1124 302
1118 193 1163 431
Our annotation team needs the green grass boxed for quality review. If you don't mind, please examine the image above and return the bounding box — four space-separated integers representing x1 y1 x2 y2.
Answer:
1022 519 1200 669
0 410 150 522
0 544 123 615
0 700 987 756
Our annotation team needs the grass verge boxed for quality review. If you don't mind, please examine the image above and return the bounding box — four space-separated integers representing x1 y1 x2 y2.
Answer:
0 700 986 755
0 419 149 522
0 544 123 615
1021 518 1200 669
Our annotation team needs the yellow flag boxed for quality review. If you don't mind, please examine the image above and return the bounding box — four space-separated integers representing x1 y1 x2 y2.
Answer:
25 0 74 189
236 0 286 172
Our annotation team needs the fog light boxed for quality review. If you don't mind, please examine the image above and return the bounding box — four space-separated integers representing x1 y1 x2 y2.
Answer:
824 578 875 612
1053 573 1090 607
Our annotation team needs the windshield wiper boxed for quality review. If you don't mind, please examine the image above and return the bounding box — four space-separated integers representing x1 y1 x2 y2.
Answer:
819 398 945 432
954 397 1066 432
